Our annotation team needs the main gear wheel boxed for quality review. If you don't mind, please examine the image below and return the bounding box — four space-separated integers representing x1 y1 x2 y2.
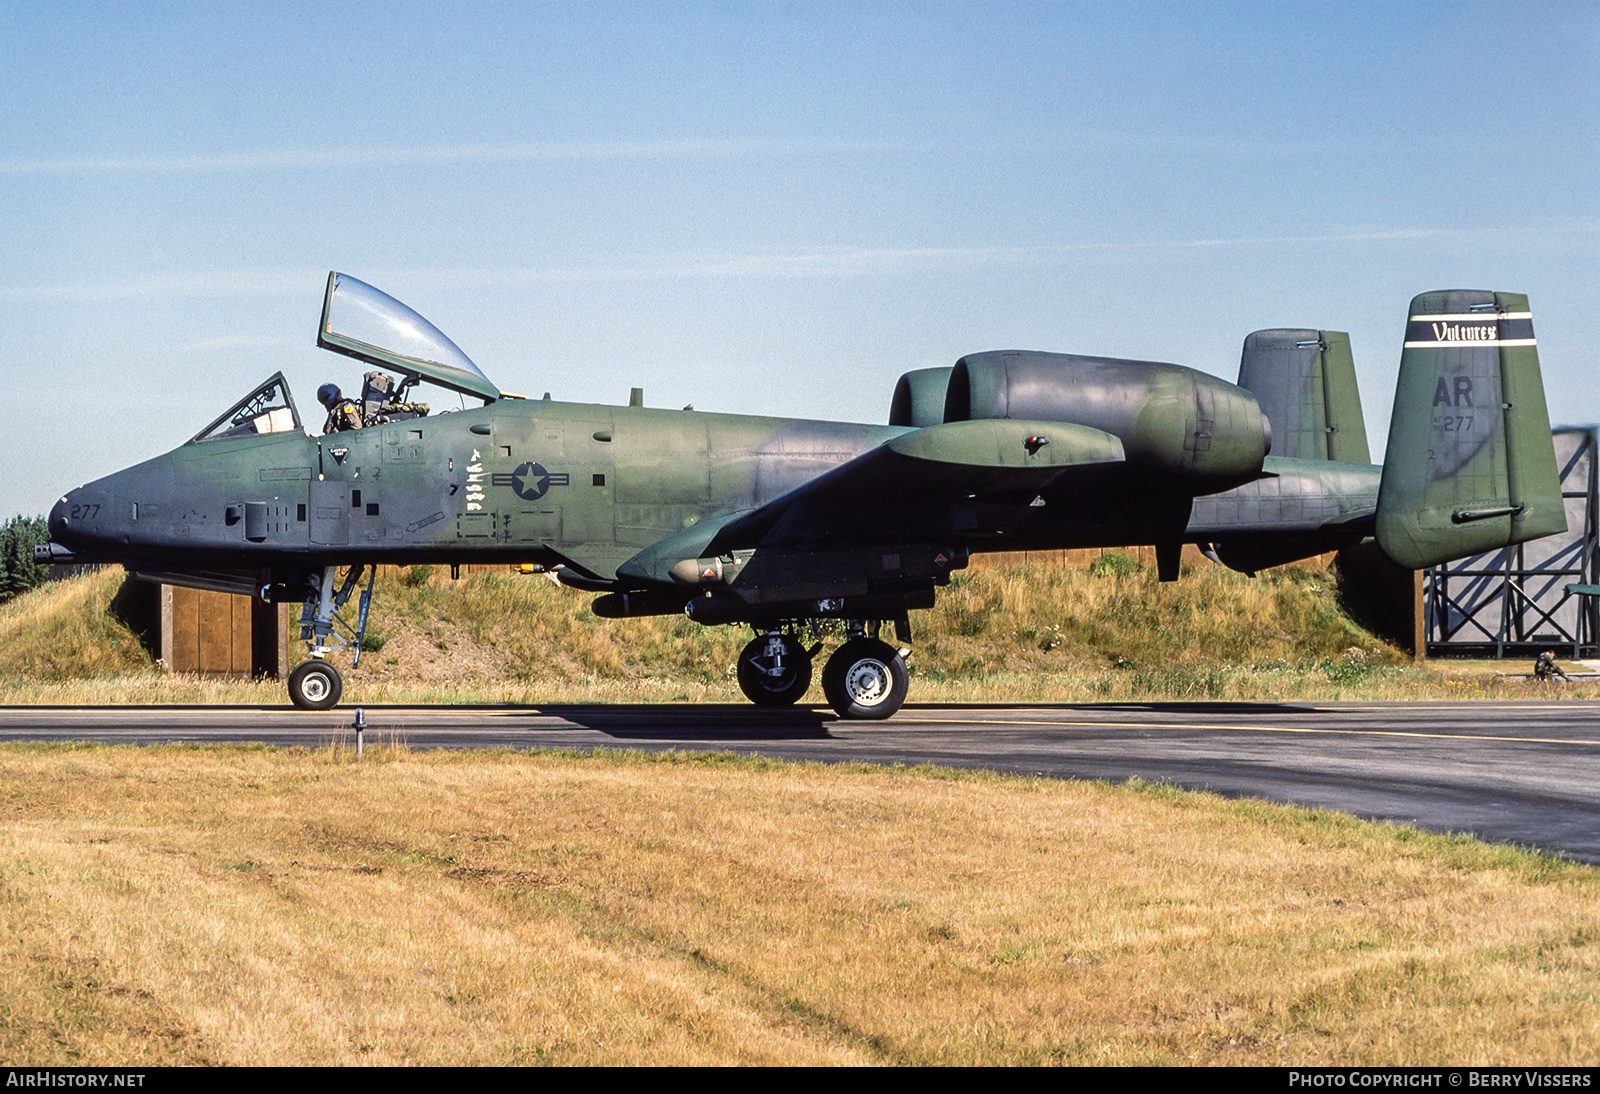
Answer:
822 638 908 719
736 633 812 706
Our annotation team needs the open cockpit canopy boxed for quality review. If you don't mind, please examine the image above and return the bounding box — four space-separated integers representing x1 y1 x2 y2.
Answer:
191 372 302 443
317 272 500 403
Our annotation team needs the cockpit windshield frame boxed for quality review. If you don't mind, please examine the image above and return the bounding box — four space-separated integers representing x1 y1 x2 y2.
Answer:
190 372 303 444
316 272 502 404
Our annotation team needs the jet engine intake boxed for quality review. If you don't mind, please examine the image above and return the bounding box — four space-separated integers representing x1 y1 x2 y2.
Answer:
889 367 954 427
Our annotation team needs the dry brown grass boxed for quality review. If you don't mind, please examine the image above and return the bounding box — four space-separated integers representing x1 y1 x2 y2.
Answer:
1 744 1596 1066
0 570 150 681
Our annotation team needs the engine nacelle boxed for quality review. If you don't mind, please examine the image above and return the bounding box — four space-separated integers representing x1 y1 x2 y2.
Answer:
943 351 1270 486
888 367 954 427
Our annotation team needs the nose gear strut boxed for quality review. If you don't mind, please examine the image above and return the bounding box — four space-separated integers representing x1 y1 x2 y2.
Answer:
288 563 376 710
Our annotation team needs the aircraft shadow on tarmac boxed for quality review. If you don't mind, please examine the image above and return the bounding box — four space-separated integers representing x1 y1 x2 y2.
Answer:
489 699 1325 739
520 703 839 739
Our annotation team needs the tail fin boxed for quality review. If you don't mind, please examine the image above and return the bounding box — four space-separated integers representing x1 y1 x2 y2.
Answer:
1375 290 1565 569
1237 329 1370 463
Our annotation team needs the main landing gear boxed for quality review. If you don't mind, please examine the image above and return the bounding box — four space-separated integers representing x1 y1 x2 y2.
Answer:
821 637 909 720
735 620 911 719
286 564 376 711
736 632 814 706
279 566 916 719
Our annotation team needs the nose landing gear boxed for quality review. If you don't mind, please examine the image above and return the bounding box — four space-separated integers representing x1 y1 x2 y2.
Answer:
287 564 375 711
288 659 343 710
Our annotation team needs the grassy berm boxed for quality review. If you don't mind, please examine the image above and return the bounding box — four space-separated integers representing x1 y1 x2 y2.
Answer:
0 558 1584 704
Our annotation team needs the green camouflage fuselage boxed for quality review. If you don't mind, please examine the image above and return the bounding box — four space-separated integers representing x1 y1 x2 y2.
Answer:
50 386 1376 618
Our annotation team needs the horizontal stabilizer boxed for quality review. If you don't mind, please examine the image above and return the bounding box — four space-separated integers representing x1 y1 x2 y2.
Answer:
1237 329 1370 463
1375 291 1565 569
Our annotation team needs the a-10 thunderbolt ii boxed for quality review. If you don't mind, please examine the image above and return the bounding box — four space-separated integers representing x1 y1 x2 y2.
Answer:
41 273 1565 717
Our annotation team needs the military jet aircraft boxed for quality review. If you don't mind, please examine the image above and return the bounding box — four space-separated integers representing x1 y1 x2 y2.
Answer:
41 273 1564 717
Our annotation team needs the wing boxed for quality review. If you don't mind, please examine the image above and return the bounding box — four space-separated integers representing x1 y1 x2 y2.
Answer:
617 418 1124 586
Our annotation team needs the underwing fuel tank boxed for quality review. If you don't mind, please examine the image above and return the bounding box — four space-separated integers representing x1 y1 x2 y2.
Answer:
943 351 1271 489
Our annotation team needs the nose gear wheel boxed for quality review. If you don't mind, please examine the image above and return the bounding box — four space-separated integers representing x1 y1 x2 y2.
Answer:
288 659 344 711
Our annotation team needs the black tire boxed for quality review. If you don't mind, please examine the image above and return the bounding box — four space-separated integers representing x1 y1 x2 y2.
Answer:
736 634 812 706
288 659 343 711
822 638 908 719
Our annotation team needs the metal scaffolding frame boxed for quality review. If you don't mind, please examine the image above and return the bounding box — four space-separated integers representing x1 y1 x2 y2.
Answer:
1425 426 1600 659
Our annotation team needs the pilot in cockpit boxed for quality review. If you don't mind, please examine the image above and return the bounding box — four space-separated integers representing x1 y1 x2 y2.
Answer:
318 371 431 435
318 383 364 434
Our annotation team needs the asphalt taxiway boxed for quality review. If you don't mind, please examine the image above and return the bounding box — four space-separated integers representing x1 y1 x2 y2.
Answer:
2 700 1596 864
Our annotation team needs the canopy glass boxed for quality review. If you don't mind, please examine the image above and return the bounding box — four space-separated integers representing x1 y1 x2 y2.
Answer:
317 272 500 403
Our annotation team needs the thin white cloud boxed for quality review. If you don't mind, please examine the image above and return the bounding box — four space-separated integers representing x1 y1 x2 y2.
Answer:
1 222 1592 303
0 139 906 177
0 125 1552 178
0 268 315 302
393 224 1599 282
399 245 1071 283
0 132 1395 178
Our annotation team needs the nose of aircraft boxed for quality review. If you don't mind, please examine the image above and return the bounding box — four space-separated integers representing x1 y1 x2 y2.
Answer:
47 492 70 543
48 445 209 561
50 485 101 553
47 477 129 560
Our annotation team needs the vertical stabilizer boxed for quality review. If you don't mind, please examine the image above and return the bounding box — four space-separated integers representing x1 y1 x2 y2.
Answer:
1375 291 1564 569
1237 329 1370 463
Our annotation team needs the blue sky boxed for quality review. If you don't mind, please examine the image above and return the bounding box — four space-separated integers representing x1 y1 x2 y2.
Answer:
1 1 1595 516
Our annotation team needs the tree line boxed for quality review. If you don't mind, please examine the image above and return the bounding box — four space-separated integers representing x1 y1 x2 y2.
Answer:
0 515 49 603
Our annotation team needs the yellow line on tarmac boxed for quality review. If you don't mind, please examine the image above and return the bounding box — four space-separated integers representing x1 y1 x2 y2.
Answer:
1331 702 1600 712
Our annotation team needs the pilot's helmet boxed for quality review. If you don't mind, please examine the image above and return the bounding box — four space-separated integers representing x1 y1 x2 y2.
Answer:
317 383 342 409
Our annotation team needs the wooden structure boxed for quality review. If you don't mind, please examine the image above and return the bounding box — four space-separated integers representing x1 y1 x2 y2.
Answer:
158 585 290 678
149 564 500 678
